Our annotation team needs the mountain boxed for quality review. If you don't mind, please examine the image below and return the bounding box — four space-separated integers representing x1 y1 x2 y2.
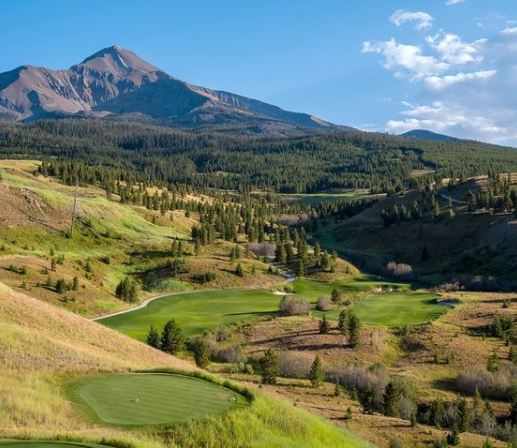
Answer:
400 129 459 142
0 46 340 135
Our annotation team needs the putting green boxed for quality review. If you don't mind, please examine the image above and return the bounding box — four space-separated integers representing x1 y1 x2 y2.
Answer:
70 373 242 425
0 443 110 448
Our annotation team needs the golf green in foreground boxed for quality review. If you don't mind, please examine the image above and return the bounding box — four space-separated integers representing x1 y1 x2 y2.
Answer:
100 278 445 340
71 373 243 425
0 443 110 448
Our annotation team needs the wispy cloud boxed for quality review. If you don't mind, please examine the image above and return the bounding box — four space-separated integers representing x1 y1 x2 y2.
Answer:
445 0 465 6
362 39 448 80
390 10 433 30
362 9 517 144
425 70 496 90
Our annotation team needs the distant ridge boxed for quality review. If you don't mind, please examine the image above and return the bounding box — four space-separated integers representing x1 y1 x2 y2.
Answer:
0 45 347 135
401 129 459 142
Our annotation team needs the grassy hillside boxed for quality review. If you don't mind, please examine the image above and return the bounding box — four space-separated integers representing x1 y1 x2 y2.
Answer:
316 175 517 287
0 160 283 316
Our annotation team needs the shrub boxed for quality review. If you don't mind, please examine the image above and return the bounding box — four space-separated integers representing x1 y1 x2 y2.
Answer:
278 351 314 378
316 296 332 311
389 438 404 448
386 261 414 279
279 296 310 315
456 365 517 401
210 344 243 364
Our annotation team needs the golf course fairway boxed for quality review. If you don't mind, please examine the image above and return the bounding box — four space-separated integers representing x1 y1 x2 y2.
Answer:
99 277 445 341
71 373 244 425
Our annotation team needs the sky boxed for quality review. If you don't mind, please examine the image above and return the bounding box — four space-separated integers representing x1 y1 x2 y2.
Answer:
2 0 517 145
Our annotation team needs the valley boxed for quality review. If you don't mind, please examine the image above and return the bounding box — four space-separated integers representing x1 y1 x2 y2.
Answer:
1 147 516 447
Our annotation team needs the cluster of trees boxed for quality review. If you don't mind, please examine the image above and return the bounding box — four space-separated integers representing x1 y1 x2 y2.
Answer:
381 194 443 227
115 277 138 302
146 319 184 354
467 173 517 213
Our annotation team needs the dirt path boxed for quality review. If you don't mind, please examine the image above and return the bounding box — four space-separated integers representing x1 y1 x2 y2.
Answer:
91 266 295 322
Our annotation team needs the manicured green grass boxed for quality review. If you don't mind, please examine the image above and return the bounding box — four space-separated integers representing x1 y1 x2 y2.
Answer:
101 277 444 339
0 443 110 448
70 373 243 425
294 278 444 326
100 289 280 339
325 292 445 326
291 277 409 300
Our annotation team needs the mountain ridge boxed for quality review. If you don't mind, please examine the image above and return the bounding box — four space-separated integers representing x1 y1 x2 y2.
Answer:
0 45 343 135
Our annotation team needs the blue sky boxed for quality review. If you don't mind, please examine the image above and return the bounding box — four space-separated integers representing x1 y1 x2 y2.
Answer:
2 0 517 144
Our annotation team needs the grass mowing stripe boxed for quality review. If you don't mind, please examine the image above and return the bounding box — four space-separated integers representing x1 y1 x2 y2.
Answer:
70 373 243 426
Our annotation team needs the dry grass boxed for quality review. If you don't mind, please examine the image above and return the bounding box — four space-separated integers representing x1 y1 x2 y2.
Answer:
0 281 192 436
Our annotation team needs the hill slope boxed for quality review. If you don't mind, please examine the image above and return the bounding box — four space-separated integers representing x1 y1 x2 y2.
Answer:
401 129 459 142
0 46 339 135
0 281 370 447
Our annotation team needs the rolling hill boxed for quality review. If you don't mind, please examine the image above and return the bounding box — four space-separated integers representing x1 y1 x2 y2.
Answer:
0 46 341 135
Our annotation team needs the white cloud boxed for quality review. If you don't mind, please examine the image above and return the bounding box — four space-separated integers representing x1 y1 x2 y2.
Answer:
362 39 448 80
425 70 496 89
502 27 517 35
387 101 509 141
362 11 517 144
390 9 433 30
426 32 486 64
445 0 465 5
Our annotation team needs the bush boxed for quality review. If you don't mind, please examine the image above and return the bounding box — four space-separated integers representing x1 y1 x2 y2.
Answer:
456 365 517 401
328 364 389 413
389 438 404 448
386 261 413 279
278 351 314 378
316 296 332 311
279 296 310 315
210 343 243 364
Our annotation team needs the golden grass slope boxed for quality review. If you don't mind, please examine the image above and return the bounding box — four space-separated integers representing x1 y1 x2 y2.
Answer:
0 281 191 440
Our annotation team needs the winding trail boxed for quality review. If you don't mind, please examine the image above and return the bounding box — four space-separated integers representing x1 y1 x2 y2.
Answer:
91 267 295 322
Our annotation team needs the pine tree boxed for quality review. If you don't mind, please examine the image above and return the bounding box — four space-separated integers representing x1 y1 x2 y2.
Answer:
192 337 210 368
235 263 244 277
296 258 305 276
319 314 330 334
72 276 79 291
309 355 325 387
260 348 279 384
160 319 184 354
314 242 321 259
338 309 349 335
348 312 361 348
146 325 160 348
